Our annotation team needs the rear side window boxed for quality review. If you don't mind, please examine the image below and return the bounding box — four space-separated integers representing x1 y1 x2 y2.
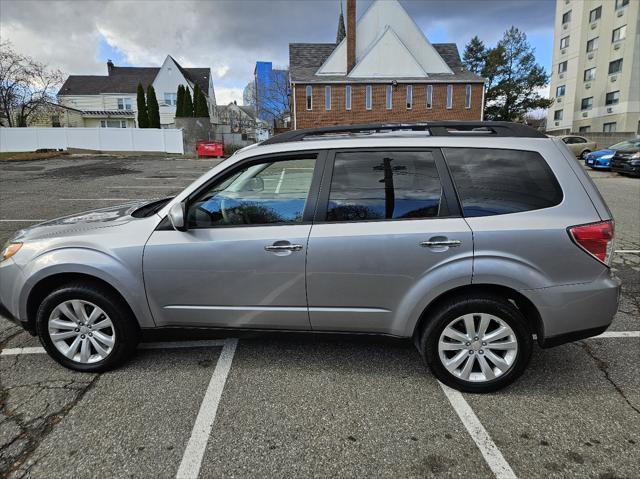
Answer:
443 148 562 217
326 151 442 222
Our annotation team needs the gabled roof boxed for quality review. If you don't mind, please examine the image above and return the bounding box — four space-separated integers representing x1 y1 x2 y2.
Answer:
290 42 482 83
58 57 210 96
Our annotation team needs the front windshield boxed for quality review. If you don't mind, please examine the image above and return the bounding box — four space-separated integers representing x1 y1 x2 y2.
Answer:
610 140 640 151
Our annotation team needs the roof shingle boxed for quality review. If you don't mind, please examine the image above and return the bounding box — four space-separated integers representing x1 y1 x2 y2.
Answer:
289 42 483 83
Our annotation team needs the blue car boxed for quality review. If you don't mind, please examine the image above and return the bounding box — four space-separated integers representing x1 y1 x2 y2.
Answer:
585 139 640 170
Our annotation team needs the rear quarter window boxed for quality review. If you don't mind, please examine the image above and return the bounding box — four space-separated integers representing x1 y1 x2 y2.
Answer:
443 148 563 217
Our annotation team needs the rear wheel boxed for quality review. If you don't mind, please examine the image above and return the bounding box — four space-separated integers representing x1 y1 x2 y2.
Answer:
36 283 140 372
580 150 591 160
419 295 533 393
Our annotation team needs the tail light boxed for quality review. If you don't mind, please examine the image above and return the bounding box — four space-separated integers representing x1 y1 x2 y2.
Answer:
568 220 614 266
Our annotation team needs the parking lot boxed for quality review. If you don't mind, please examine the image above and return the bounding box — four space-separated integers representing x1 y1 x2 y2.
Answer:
0 155 638 479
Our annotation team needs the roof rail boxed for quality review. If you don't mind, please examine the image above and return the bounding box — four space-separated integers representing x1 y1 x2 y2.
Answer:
261 121 546 145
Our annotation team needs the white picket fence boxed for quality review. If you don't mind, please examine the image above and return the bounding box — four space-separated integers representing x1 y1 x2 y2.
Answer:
0 127 184 154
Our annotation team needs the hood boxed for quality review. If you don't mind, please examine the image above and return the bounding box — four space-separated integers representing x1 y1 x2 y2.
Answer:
587 149 614 159
12 199 153 242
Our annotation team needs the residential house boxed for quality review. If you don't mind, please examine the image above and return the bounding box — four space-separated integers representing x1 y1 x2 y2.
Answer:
217 101 269 144
4 101 85 128
289 0 484 129
58 55 216 128
546 0 639 134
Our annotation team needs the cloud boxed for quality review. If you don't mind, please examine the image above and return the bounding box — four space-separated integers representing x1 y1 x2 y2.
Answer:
1 0 555 105
216 87 245 106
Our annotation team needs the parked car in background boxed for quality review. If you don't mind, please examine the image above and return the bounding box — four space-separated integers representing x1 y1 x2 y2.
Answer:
0 122 620 393
610 139 640 177
558 135 598 159
585 139 640 170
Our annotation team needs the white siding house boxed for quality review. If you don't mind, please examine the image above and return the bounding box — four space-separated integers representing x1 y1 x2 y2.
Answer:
58 56 216 128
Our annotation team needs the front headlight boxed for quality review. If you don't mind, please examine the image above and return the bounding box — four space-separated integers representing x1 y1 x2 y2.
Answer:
601 154 613 160
0 242 23 262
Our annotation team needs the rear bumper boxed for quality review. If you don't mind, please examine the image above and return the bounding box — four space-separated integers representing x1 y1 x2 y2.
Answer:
611 163 640 176
523 272 621 348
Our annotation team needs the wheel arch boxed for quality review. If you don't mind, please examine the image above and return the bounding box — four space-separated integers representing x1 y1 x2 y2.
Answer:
26 273 140 335
412 283 543 344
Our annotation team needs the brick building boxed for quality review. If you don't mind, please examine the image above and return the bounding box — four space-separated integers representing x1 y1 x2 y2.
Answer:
289 0 485 129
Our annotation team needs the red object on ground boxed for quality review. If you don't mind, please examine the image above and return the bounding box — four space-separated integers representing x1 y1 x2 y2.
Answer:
196 140 224 158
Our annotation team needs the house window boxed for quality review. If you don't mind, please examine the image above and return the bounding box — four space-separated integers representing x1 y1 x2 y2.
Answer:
325 85 331 111
51 115 61 127
554 110 563 121
306 85 313 110
586 37 599 52
365 85 372 110
558 61 568 74
101 120 127 128
589 6 601 22
556 85 566 97
345 85 351 110
615 0 629 9
579 126 591 133
406 85 413 109
164 93 177 106
117 98 132 110
562 10 571 24
386 85 393 110
464 85 472 109
426 85 433 109
608 59 623 74
446 84 453 109
612 25 626 42
605 91 620 105
560 36 570 49
581 97 593 110
603 122 617 132
584 67 596 81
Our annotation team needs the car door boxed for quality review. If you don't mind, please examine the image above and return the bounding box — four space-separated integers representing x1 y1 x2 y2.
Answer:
562 137 579 155
143 152 324 329
305 148 473 336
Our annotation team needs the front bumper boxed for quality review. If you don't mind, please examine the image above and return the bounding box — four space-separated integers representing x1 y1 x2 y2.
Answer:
0 258 33 334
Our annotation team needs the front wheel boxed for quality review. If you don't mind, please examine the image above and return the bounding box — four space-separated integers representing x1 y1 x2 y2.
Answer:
36 283 140 372
580 150 591 160
419 295 533 393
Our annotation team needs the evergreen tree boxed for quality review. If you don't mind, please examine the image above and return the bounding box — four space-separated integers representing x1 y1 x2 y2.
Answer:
194 84 209 117
462 27 553 121
146 85 160 128
462 36 486 75
136 83 149 128
175 85 185 117
183 87 194 117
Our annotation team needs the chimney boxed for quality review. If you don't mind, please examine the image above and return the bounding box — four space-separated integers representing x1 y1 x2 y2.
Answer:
346 0 356 72
107 59 114 75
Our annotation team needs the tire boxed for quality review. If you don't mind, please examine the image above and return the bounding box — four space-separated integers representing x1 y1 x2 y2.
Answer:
418 294 533 393
36 282 140 372
580 150 591 160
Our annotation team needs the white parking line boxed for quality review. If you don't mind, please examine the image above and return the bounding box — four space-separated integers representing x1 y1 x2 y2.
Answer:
0 339 231 356
439 382 517 479
0 219 46 222
615 250 640 254
594 331 640 338
176 338 238 479
60 198 137 201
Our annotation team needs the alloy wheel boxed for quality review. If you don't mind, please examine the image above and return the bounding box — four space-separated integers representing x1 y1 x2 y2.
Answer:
48 299 116 364
437 313 518 382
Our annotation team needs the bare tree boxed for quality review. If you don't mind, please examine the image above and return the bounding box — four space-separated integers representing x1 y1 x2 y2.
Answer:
0 41 64 127
255 68 290 127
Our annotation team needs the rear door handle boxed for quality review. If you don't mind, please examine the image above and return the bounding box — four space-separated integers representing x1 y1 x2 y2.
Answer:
264 244 303 252
420 240 462 248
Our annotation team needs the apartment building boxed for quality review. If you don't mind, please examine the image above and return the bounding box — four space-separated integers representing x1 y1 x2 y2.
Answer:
547 0 639 134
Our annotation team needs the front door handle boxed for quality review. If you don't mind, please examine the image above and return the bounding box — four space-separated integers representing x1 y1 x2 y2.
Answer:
264 244 303 252
420 240 462 248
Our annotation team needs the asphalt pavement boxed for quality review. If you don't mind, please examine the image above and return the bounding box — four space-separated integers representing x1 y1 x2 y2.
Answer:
0 154 638 478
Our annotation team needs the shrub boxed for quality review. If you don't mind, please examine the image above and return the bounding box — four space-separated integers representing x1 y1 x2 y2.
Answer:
223 144 244 156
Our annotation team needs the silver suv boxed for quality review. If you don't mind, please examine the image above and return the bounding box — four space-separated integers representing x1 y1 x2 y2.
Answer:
0 122 620 392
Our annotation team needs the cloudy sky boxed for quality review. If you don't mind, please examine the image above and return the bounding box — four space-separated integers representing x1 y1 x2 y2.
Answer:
0 0 556 104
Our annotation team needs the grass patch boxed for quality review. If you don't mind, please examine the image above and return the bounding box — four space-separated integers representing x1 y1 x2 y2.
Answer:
0 151 70 161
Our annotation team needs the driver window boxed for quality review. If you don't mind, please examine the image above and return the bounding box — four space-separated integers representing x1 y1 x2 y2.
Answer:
187 157 317 228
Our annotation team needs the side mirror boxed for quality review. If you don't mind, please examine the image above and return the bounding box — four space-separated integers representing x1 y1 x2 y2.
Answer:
168 202 187 231
244 177 264 192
